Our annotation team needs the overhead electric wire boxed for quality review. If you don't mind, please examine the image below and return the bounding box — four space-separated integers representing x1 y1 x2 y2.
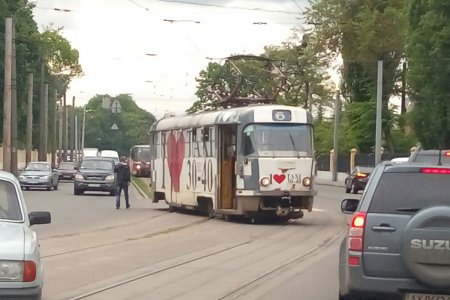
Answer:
155 0 302 15
291 0 303 12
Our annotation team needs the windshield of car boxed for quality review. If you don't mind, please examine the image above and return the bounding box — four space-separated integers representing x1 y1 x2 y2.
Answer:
25 163 51 172
368 172 450 214
0 180 22 221
80 160 113 171
243 124 313 157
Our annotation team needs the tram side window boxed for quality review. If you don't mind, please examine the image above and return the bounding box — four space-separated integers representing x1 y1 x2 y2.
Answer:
243 126 256 156
161 132 167 159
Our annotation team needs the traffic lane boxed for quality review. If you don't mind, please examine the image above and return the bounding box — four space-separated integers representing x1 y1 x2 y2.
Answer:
42 187 348 300
22 180 166 239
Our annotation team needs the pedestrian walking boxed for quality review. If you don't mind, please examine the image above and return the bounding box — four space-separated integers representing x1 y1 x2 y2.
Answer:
115 156 131 209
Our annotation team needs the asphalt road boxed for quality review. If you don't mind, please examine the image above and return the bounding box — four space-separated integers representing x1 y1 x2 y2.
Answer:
23 180 356 300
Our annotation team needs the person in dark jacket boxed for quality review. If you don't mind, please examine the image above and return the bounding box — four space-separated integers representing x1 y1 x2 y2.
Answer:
114 156 131 209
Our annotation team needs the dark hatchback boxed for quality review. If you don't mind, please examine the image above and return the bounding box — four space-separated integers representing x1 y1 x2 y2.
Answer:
73 158 117 195
57 161 78 180
345 166 374 194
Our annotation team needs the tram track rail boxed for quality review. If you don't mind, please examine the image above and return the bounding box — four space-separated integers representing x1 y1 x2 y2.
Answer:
42 215 210 259
50 219 344 300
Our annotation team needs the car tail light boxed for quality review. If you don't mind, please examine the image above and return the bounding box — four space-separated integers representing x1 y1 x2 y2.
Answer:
445 151 450 157
347 212 366 266
421 168 450 175
355 172 368 178
348 212 366 252
23 261 36 282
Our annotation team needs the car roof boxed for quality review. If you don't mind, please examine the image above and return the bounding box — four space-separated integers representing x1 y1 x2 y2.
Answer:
0 170 20 181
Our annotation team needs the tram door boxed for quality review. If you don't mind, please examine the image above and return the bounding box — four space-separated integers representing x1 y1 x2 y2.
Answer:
219 125 236 209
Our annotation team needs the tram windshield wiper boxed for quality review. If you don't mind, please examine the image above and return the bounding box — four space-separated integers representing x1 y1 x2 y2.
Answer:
288 132 300 158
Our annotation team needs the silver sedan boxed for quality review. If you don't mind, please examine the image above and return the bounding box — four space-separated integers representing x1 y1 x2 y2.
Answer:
0 171 51 299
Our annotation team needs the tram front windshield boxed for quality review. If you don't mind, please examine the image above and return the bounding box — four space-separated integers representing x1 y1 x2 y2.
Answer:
243 124 313 157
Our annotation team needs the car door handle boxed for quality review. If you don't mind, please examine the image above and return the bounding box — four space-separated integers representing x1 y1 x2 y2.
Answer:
372 225 396 232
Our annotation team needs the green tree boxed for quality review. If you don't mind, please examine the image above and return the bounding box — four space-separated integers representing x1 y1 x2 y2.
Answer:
305 0 408 152
407 0 450 148
83 94 156 156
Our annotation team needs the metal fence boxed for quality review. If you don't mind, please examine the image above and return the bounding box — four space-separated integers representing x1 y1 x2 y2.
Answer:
317 152 410 172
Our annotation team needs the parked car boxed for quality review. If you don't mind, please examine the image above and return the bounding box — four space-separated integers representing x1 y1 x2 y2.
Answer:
409 148 450 165
0 170 51 299
344 166 374 194
18 162 59 191
74 158 117 195
390 157 409 164
57 161 78 180
339 162 450 300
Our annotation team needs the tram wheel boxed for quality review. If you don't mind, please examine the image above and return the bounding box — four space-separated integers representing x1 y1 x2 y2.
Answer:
206 201 214 219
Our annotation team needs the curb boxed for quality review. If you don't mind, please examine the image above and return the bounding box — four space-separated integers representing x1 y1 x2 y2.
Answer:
131 178 150 199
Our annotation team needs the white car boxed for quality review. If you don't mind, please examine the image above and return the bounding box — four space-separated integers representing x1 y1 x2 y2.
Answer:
0 171 51 299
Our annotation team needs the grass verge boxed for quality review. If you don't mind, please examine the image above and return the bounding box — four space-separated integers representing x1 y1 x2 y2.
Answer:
131 176 152 199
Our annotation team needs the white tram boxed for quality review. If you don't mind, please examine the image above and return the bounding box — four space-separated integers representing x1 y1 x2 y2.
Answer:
150 104 317 220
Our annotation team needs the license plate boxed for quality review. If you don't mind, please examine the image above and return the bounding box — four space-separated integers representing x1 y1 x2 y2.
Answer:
28 180 38 184
89 184 100 187
404 293 450 300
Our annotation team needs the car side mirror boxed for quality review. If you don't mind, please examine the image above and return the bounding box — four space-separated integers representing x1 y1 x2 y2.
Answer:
341 199 359 214
29 211 51 226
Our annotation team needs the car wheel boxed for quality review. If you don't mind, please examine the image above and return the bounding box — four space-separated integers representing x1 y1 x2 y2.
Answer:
351 182 358 194
345 181 351 193
47 186 51 191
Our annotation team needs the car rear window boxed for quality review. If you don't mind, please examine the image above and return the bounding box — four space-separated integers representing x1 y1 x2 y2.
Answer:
368 172 450 214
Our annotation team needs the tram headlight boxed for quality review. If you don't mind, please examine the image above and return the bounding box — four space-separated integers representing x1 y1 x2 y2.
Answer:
260 176 270 187
302 177 311 187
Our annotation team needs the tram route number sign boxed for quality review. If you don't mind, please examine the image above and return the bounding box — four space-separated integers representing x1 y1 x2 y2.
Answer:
272 110 291 121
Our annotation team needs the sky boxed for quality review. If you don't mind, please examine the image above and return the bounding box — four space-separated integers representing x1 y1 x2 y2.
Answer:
32 0 309 118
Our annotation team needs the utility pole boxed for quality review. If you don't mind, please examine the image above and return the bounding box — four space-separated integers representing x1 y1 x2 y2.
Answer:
26 73 33 164
81 107 86 152
332 90 341 182
11 19 18 175
58 101 63 164
74 115 78 163
3 18 13 172
70 96 75 161
38 56 45 161
375 60 383 166
51 89 57 166
42 83 48 161
63 89 68 161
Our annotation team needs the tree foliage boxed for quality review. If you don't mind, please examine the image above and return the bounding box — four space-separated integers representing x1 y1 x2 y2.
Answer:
305 0 409 152
407 0 450 148
83 94 156 156
0 0 83 151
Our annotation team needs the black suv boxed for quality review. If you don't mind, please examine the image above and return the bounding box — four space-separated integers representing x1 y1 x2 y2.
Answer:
339 162 450 300
74 158 117 195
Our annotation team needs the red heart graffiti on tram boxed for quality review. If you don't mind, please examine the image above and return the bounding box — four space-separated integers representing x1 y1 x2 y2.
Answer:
273 174 286 184
167 131 185 192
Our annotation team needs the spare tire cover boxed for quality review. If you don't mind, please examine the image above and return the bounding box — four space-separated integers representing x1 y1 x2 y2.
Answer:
401 206 450 289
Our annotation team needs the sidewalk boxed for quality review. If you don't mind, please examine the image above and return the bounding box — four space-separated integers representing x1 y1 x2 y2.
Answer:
315 171 346 188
